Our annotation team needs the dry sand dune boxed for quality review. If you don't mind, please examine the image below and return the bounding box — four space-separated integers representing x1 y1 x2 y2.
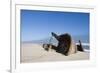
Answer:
21 43 89 63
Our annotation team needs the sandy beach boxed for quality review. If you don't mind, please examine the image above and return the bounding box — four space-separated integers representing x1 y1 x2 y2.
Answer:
21 43 89 63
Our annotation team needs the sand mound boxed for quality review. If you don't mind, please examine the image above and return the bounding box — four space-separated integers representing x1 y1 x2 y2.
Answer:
21 43 89 63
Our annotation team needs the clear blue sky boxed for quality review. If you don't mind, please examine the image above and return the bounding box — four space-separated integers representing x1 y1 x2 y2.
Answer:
21 10 89 41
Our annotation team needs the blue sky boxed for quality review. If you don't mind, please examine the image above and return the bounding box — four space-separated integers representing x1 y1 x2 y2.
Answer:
21 10 89 41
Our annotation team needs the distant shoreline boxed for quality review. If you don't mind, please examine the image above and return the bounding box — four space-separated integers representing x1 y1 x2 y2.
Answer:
21 42 90 53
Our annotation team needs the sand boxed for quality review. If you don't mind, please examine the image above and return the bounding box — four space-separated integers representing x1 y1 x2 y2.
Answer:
21 43 89 63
